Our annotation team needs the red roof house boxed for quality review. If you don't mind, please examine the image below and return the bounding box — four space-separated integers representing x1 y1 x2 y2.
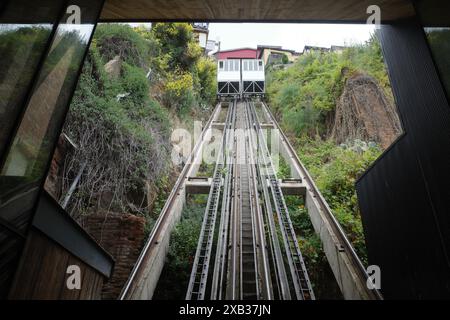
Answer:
215 47 260 59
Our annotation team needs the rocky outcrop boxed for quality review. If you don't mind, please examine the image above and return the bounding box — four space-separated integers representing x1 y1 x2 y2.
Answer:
104 55 122 79
331 73 402 149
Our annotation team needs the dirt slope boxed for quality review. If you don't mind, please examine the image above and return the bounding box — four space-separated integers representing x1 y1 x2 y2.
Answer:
331 73 402 149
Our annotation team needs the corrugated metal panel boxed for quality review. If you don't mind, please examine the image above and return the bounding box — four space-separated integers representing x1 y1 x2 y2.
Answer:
357 20 450 299
357 137 450 298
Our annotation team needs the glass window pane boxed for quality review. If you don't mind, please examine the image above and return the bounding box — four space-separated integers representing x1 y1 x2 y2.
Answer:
0 0 103 229
425 28 450 98
0 0 66 300
0 1 63 160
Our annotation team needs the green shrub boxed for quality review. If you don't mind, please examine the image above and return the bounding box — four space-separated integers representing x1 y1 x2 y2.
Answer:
196 57 217 107
94 24 150 67
61 22 216 224
151 23 202 72
63 26 171 216
153 198 205 299
297 138 382 263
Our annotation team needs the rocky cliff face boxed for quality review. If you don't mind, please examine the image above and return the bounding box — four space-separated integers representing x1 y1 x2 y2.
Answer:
331 73 402 149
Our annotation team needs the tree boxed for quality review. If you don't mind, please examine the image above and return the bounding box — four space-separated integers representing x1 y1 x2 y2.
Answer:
151 23 202 72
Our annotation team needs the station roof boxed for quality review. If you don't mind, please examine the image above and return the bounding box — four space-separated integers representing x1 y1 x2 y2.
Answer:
100 0 415 22
215 48 260 60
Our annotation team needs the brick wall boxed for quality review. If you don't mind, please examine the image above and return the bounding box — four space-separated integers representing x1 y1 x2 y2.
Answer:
44 135 148 300
82 213 146 300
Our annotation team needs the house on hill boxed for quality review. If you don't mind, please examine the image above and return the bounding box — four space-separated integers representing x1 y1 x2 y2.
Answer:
302 45 331 54
257 45 301 65
191 22 210 52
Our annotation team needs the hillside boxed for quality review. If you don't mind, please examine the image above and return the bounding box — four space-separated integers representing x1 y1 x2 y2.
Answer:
56 23 215 222
266 35 401 294
44 23 217 298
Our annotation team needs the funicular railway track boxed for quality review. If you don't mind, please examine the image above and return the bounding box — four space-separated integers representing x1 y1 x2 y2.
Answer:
121 99 381 301
229 101 259 300
247 100 314 300
186 99 314 300
120 51 381 300
185 100 234 300
259 101 382 300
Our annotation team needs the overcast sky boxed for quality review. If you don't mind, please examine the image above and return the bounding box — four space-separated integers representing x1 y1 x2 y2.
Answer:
127 22 376 52
208 23 376 52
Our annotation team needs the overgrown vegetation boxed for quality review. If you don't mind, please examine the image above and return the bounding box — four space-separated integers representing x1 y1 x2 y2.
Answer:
297 138 381 264
266 35 394 266
267 35 392 138
61 23 216 223
153 195 207 299
285 195 342 299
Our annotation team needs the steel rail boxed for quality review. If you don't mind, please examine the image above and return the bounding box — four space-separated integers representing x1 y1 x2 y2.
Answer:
245 112 274 300
227 101 245 299
249 100 315 300
245 100 292 300
227 129 239 299
243 103 274 300
244 136 260 299
261 101 383 300
211 99 236 299
236 101 259 299
119 103 222 300
186 102 233 300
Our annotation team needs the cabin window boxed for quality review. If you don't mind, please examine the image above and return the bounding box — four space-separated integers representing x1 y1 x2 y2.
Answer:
235 60 239 71
219 61 223 69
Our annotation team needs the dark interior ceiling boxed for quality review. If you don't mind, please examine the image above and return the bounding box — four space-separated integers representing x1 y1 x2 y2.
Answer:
414 0 450 26
100 0 415 23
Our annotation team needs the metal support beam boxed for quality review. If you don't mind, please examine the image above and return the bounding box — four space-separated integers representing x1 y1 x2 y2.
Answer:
187 177 306 196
